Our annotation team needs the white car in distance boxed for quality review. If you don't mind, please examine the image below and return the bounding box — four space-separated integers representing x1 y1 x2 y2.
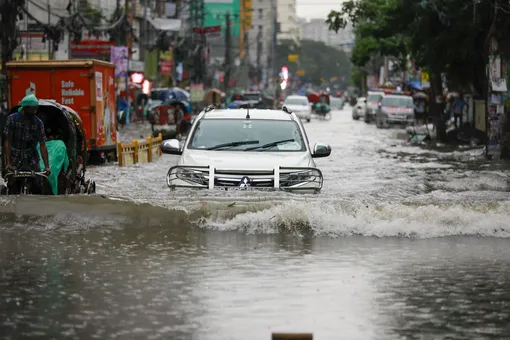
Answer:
283 95 312 122
161 106 332 193
352 97 367 120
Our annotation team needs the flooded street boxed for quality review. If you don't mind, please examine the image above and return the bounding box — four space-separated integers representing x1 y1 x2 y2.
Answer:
1 109 510 339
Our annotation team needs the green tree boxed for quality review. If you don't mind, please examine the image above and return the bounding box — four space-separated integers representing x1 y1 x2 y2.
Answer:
276 39 351 88
83 2 103 26
327 0 510 143
326 0 502 96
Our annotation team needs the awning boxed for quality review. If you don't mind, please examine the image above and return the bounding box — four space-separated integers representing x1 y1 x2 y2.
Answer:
147 18 182 32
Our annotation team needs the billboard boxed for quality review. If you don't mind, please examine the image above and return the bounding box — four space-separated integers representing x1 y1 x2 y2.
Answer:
204 0 241 37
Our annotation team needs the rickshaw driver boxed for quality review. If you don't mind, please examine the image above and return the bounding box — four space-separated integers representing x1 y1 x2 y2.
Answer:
3 94 50 175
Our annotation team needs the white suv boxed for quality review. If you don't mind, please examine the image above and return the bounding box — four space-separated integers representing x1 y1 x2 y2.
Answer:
161 106 332 193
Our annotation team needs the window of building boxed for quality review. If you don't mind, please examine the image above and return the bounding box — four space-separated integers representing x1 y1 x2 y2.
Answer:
258 8 263 19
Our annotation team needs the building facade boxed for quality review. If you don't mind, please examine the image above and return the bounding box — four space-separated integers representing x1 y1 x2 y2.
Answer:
247 0 276 76
276 0 298 43
15 0 120 61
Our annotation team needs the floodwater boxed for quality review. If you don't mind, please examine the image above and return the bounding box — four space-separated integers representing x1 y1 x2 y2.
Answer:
1 108 510 340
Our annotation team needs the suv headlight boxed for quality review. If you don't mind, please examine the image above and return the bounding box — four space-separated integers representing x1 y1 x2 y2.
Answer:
175 168 207 185
285 170 316 185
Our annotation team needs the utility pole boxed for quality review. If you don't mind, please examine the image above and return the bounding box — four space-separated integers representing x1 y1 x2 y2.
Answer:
47 1 51 59
224 12 231 93
270 0 277 101
1 0 23 90
241 28 249 89
125 0 131 124
198 0 205 84
141 0 148 61
256 29 262 84
171 0 181 87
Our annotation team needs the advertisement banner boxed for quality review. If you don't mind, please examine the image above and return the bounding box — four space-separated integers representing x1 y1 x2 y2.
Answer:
189 84 205 103
110 46 129 78
71 40 114 59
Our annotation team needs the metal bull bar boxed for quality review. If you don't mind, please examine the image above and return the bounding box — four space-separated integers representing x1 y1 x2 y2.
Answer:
166 165 323 192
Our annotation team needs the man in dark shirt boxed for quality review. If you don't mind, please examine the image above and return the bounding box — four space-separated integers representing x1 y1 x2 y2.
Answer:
3 94 50 174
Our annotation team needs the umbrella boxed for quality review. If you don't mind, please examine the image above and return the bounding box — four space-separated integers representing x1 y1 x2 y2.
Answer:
162 99 193 113
173 87 190 98
307 92 320 103
160 88 190 102
408 80 423 91
413 92 428 99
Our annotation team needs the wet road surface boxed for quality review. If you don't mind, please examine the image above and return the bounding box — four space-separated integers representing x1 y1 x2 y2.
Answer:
1 108 510 339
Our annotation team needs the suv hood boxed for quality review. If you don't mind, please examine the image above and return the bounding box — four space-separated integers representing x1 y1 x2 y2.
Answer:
180 150 313 169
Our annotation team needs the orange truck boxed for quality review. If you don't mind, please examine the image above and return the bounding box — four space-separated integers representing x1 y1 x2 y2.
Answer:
6 59 117 163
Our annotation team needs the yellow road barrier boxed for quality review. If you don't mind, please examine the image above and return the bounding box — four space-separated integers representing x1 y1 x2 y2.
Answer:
117 133 163 167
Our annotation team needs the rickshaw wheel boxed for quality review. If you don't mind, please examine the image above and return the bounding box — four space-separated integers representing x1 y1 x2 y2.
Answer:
86 180 96 194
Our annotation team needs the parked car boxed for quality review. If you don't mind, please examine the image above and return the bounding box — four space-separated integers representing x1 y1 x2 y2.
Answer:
161 107 332 193
283 95 312 122
364 91 385 123
375 94 415 128
352 97 367 120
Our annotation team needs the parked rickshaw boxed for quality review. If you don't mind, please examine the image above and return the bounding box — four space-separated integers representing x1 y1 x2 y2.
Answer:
149 100 192 140
0 99 96 195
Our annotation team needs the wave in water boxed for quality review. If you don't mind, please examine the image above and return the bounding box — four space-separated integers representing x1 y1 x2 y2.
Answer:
198 198 510 238
1 195 510 238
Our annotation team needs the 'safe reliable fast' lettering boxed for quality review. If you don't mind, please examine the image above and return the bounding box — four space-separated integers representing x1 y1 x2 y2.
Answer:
61 80 85 105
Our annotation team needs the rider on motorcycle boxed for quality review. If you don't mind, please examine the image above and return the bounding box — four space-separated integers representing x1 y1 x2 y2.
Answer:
3 94 50 175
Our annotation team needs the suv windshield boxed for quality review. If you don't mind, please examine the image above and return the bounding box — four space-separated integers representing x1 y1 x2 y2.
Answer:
189 119 306 152
367 94 383 103
382 97 413 108
284 97 308 106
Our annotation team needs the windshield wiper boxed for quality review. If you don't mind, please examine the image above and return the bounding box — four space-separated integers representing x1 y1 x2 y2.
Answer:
244 139 296 151
206 140 260 150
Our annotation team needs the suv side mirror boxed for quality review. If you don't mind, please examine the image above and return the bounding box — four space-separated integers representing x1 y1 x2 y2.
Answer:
161 139 182 155
312 142 331 158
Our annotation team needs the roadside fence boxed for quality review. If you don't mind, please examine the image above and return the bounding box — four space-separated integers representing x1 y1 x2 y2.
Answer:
117 133 163 167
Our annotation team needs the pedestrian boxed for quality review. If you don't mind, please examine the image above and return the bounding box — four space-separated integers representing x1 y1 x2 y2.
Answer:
3 94 50 174
453 93 467 129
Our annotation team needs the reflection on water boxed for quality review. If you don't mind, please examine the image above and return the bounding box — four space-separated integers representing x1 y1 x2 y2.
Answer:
2 226 510 340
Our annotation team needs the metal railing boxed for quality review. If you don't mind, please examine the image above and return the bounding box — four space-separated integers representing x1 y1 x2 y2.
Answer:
166 165 323 193
5 170 48 179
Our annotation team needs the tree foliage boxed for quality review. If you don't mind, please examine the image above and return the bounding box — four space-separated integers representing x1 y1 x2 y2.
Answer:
326 0 508 95
276 39 351 87
83 4 103 26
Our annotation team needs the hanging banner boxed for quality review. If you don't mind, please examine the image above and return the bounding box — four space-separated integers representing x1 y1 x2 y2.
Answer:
110 46 129 77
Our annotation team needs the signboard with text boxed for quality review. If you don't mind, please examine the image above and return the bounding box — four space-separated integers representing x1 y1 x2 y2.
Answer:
71 40 115 60
204 0 241 37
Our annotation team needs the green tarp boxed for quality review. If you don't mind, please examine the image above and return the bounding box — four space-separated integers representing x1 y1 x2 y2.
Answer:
37 140 69 195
